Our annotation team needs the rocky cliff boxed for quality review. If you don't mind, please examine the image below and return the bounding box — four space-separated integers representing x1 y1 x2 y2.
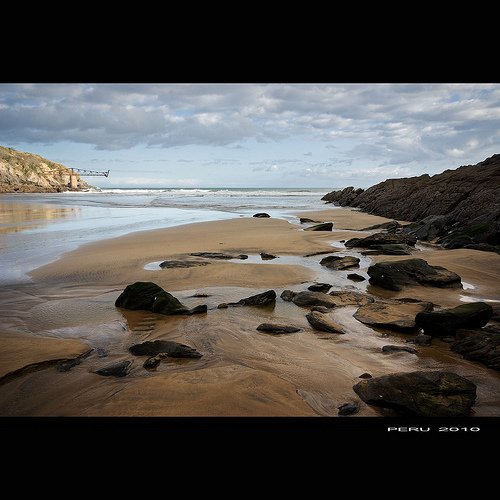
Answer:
0 146 93 193
322 154 500 251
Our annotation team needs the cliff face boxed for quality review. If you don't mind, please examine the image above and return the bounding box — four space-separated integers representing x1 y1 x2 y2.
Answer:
0 146 93 193
322 154 500 250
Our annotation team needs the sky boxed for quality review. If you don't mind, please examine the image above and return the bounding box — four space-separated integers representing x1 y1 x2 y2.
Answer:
0 82 499 189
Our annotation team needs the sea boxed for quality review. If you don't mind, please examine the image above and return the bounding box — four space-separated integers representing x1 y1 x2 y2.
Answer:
0 187 336 284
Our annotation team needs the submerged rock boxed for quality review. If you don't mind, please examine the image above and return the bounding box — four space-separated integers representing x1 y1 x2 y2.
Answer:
367 258 462 291
382 345 419 354
129 340 203 358
320 255 360 270
416 302 493 336
190 252 248 259
256 323 301 334
115 282 207 315
159 260 211 268
353 371 477 417
94 360 132 377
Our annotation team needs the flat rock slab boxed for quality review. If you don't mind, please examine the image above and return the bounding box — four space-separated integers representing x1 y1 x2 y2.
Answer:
354 299 433 333
159 260 211 268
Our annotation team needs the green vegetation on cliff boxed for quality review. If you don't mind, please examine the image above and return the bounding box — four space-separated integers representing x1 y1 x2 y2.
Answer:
0 146 93 192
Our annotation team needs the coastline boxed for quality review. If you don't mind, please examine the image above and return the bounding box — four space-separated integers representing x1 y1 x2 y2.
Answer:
1 205 500 417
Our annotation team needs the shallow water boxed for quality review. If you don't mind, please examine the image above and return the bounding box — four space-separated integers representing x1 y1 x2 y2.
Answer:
1 189 500 417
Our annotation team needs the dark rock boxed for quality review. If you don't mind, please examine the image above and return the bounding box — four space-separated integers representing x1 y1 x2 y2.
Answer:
300 217 322 224
367 258 462 291
407 334 433 345
320 255 360 270
403 215 447 241
280 290 295 302
143 356 162 369
415 302 493 336
361 220 402 233
353 299 433 333
306 310 345 333
353 371 477 417
347 273 366 282
129 340 202 358
292 291 337 308
159 260 211 269
304 222 333 231
256 323 301 334
382 345 419 354
94 360 132 377
307 283 332 292
260 252 278 260
115 282 207 315
345 232 417 248
253 213 270 218
190 252 248 259
218 289 277 308
338 403 360 416
451 330 500 370
360 244 414 255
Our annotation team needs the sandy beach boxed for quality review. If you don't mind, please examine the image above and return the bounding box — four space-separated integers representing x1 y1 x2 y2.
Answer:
1 206 500 418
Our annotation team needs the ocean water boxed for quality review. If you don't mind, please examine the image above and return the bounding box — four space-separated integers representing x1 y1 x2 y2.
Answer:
0 187 334 284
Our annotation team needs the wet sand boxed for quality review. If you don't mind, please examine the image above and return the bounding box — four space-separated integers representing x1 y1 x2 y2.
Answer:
1 208 500 417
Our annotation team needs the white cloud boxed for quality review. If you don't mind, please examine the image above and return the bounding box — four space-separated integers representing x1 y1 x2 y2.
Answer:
1 83 499 187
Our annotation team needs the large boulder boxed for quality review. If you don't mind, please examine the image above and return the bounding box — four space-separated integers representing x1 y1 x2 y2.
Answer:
354 299 433 333
115 282 207 315
451 330 500 370
415 302 493 336
367 258 462 291
353 371 477 417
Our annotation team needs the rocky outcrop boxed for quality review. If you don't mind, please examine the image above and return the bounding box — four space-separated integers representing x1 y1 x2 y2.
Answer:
322 154 500 250
353 371 477 417
0 145 93 192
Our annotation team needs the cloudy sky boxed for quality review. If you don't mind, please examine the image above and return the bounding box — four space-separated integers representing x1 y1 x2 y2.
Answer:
0 83 499 188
